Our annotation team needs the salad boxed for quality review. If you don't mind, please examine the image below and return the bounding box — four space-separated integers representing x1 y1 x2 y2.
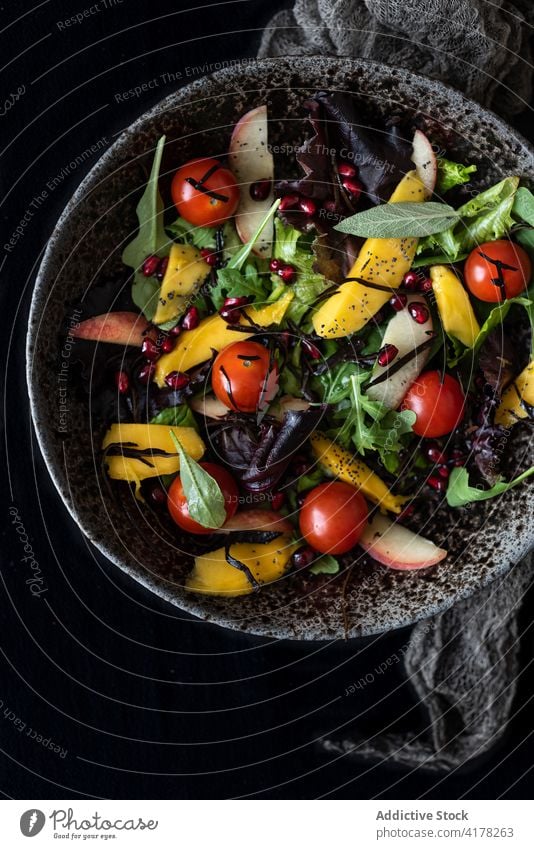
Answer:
70 92 534 598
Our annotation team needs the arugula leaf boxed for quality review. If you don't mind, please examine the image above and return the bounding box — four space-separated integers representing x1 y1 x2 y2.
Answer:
436 158 477 194
417 176 519 262
451 290 534 366
150 404 198 430
446 465 534 507
166 217 217 250
122 136 169 321
512 187 534 227
210 263 269 310
226 199 280 272
169 431 226 529
274 219 334 323
309 554 340 575
335 202 459 238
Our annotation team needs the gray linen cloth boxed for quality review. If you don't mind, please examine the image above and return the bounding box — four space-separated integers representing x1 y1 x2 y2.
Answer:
259 0 534 769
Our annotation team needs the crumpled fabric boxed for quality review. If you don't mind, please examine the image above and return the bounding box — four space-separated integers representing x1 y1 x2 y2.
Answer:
258 0 534 117
259 0 534 769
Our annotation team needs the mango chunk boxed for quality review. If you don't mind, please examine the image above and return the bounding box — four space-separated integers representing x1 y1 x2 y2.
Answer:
102 423 205 498
186 536 297 596
310 432 409 514
312 171 425 338
430 265 480 348
153 244 210 326
495 360 534 427
245 289 294 326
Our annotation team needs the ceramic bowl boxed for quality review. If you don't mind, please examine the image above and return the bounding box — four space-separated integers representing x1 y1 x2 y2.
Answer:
27 57 534 639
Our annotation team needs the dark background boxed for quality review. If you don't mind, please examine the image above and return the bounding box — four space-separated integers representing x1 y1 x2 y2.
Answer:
1 0 533 799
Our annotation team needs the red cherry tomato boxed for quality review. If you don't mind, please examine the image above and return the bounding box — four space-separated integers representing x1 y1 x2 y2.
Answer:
171 157 239 227
401 371 465 438
299 481 368 555
167 462 239 535
212 341 278 413
464 240 531 302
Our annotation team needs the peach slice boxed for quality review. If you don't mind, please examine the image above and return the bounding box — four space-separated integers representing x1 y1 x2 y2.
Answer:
71 311 152 347
360 513 447 570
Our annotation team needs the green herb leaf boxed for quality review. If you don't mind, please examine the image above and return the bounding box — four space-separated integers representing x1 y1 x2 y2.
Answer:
515 227 534 262
436 158 477 194
446 465 534 507
169 431 226 529
166 217 217 250
227 199 280 271
122 136 169 320
417 176 519 262
150 404 198 430
274 220 334 323
210 263 269 310
334 202 459 238
512 187 534 227
309 554 340 575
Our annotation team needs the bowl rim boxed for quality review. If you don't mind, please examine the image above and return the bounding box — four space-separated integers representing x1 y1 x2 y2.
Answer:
26 55 534 640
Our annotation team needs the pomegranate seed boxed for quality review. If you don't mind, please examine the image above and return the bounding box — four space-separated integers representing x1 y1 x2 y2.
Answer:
271 492 285 511
169 323 182 337
138 363 155 384
419 276 433 293
323 200 337 214
399 504 415 521
164 371 190 390
277 264 296 284
299 197 316 216
142 338 160 361
390 292 408 311
408 302 430 324
142 255 160 277
402 270 420 290
181 306 199 331
451 449 467 467
219 307 241 324
149 485 167 506
341 178 362 200
338 162 358 178
269 258 282 272
160 336 175 354
200 248 218 267
428 475 446 492
114 370 129 394
302 339 321 359
426 444 447 465
156 256 169 281
224 296 248 308
377 344 398 367
250 179 272 201
278 194 300 212
293 547 316 569
438 466 450 479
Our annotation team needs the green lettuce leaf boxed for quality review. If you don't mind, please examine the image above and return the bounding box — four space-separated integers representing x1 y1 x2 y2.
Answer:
122 136 169 321
417 176 519 262
451 289 534 366
446 465 534 507
512 187 534 227
436 158 477 194
166 217 217 249
150 404 198 430
274 219 334 323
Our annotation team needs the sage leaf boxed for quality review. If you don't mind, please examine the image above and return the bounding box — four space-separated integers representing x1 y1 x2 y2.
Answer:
335 202 459 238
122 136 169 320
169 431 226 529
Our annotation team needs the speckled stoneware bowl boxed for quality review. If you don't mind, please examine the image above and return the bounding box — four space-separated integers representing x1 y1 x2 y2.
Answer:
27 57 534 639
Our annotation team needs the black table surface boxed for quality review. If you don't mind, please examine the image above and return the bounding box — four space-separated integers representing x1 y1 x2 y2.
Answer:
2 0 533 800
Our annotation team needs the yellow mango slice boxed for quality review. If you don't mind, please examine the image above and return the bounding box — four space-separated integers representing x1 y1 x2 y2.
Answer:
312 171 426 338
153 244 210 326
310 432 409 514
186 536 298 596
102 423 205 498
154 292 294 387
430 265 480 348
495 360 534 427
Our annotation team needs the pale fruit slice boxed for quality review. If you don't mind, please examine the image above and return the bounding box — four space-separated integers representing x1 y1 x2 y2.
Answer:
228 105 274 258
218 510 293 535
411 129 437 198
71 311 152 347
366 293 434 409
360 513 447 570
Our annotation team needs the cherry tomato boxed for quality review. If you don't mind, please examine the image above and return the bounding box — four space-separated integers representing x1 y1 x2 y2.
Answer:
212 341 278 413
167 462 239 535
464 240 531 302
171 157 239 227
299 481 368 555
401 370 465 438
